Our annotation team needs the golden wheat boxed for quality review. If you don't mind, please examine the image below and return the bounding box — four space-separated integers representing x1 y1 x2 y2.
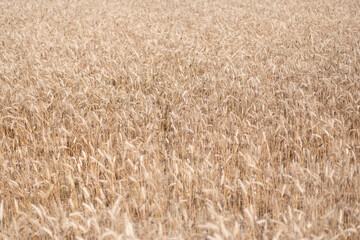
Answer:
0 0 359 239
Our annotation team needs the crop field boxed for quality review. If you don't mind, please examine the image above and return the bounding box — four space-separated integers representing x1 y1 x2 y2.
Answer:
0 0 359 239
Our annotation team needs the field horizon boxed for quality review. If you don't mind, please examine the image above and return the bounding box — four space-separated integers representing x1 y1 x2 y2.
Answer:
0 0 359 239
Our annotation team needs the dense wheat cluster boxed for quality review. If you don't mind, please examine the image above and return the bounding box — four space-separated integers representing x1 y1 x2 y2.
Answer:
0 0 359 239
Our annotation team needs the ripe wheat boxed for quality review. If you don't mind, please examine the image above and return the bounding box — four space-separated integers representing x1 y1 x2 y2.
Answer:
0 0 359 239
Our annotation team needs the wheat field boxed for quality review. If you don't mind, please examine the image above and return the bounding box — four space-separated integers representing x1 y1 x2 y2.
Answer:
0 0 359 239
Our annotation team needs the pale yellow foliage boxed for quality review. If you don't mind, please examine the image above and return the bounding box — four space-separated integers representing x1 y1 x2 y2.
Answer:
0 0 359 239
